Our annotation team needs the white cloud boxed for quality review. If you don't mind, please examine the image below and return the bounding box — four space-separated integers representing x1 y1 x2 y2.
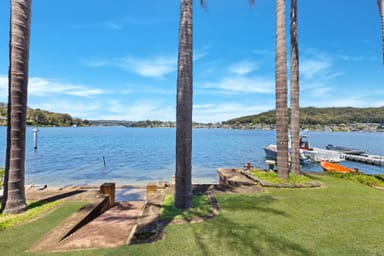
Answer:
301 96 363 109
1 74 105 100
301 82 333 97
300 59 331 79
84 59 109 67
72 19 124 31
28 77 105 97
299 49 347 83
300 86 384 109
194 103 270 123
339 54 365 62
115 83 173 96
31 100 103 119
1 75 105 97
102 100 175 121
228 61 257 75
193 52 208 62
117 56 176 78
200 76 274 94
83 54 177 79
0 76 7 102
252 49 273 56
103 21 122 30
193 45 211 61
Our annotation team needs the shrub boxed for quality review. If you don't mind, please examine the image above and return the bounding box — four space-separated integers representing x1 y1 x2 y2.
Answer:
250 169 313 184
326 172 384 187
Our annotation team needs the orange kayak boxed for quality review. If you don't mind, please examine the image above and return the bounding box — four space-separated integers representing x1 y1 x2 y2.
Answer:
320 161 358 173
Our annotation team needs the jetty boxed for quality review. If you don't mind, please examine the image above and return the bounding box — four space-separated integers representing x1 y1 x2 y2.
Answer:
342 154 384 166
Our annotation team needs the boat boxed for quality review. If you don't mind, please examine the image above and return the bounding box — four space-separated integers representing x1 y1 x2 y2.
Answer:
325 144 366 155
320 161 359 173
263 144 310 164
263 144 278 160
299 135 345 162
301 147 344 163
263 135 345 163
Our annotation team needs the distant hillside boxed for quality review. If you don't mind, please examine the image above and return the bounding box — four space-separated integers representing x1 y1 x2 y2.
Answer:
224 107 384 125
0 103 86 127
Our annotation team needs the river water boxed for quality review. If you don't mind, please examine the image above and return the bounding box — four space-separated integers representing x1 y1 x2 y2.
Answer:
0 127 383 187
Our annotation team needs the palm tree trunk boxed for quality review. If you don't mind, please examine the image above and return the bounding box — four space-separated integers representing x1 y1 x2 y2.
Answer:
378 0 384 63
290 0 300 174
275 0 289 179
175 0 193 209
1 0 32 214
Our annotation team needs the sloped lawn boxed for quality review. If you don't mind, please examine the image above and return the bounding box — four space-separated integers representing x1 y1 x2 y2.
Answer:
1 174 383 256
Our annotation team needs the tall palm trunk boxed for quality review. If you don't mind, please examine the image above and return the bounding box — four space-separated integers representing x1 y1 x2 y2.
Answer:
174 0 254 209
1 0 32 214
378 0 384 63
175 0 193 209
275 0 289 179
290 0 300 174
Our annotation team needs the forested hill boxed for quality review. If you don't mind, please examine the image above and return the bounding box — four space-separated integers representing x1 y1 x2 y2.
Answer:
224 107 384 125
0 103 86 127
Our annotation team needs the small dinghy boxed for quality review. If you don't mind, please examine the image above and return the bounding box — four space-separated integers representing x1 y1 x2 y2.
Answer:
320 161 359 173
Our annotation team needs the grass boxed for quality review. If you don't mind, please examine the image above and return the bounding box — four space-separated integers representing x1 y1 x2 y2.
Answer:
0 175 384 255
0 200 62 230
160 194 212 220
0 202 85 256
326 172 384 187
250 169 313 185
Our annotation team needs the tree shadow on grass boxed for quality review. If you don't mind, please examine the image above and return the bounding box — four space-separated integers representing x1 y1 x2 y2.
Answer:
189 194 311 256
28 190 86 210
129 191 171 244
218 194 288 216
131 186 218 244
191 214 312 256
130 185 295 254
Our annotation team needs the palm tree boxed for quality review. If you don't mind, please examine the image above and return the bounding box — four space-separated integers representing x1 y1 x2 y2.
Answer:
1 0 32 214
275 0 289 179
290 0 300 174
378 0 383 63
174 0 255 209
174 0 196 209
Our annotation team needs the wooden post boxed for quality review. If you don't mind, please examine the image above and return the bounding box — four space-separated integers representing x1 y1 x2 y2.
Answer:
146 182 157 199
33 128 39 150
100 183 115 207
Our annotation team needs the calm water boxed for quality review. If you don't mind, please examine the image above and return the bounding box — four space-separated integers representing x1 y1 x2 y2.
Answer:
0 127 383 187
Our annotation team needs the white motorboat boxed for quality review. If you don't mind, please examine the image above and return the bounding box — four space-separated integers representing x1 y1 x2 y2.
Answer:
263 135 344 163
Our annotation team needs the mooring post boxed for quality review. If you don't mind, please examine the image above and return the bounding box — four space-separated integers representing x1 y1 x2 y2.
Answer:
100 182 115 208
33 128 39 150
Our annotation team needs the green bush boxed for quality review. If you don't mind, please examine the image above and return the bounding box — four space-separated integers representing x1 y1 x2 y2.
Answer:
326 172 384 187
250 169 313 184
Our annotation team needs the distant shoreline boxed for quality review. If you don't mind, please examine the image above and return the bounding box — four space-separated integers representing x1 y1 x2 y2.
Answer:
5 123 381 132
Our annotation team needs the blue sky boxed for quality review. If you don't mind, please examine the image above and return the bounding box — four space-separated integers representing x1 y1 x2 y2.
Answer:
0 0 382 123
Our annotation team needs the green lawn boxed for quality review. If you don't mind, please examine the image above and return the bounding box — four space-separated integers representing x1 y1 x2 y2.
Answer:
1 174 384 256
0 201 61 230
160 194 212 220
